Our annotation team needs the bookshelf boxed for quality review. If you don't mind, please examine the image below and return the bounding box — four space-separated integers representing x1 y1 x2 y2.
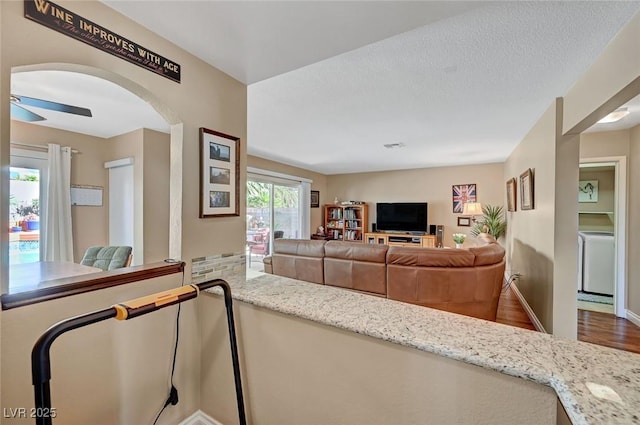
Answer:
324 204 368 241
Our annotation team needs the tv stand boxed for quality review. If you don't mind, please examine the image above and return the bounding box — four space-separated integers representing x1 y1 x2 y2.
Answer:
364 232 435 248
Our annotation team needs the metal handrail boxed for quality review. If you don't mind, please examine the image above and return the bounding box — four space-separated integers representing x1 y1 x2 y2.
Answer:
31 277 246 425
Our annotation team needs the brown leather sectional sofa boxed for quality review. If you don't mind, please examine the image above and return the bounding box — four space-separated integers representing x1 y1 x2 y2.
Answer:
263 236 505 321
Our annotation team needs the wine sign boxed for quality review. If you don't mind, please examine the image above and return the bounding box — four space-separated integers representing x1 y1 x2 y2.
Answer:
24 0 181 83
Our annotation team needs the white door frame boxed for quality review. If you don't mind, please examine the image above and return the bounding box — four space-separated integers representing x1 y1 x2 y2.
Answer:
579 156 627 317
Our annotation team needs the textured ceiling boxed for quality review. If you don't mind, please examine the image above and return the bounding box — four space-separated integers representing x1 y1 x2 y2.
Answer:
247 2 640 174
14 1 640 174
102 1 488 85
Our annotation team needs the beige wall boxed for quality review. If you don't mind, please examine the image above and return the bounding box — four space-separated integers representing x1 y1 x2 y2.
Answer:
1 0 248 267
10 121 110 261
580 129 631 159
562 15 640 134
1 0 4 389
200 294 559 425
107 128 171 264
248 155 328 235
559 13 640 325
143 128 171 263
629 126 640 314
10 122 170 263
1 0 246 422
504 12 640 337
503 102 562 334
108 129 146 264
579 129 639 309
326 163 504 248
578 167 615 231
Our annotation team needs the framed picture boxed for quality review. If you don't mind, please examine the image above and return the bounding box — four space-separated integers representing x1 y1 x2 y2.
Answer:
520 168 534 210
199 128 240 217
578 180 598 203
506 178 517 212
457 216 471 227
311 190 320 208
452 183 477 213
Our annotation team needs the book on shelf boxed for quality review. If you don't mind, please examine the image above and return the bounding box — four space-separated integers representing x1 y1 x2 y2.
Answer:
344 209 359 220
344 230 361 240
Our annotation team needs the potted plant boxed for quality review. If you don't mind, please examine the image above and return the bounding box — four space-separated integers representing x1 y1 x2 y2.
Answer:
452 233 466 249
470 204 506 239
15 200 40 231
9 195 22 232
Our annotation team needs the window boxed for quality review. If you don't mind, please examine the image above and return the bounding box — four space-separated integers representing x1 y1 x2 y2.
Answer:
246 168 311 268
9 149 48 264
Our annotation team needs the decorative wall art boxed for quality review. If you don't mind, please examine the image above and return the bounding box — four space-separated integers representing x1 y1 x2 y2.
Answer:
452 183 477 213
457 216 471 227
578 180 599 203
520 169 534 210
506 178 517 212
199 128 240 217
311 190 320 208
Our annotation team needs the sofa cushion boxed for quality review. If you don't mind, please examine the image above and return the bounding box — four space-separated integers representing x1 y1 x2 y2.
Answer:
272 239 326 284
387 259 505 321
468 243 505 266
387 246 475 268
324 241 388 262
273 239 325 257
324 241 388 295
80 246 132 271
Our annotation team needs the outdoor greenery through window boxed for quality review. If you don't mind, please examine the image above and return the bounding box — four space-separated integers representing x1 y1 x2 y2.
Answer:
9 166 41 264
246 179 301 266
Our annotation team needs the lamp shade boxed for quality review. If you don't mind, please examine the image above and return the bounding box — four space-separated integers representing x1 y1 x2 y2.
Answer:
463 202 483 216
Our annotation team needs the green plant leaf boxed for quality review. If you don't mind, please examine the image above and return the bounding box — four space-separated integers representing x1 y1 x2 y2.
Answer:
470 204 506 238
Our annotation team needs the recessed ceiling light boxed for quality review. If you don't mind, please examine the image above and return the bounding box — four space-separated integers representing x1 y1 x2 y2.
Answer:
598 107 629 124
383 142 405 149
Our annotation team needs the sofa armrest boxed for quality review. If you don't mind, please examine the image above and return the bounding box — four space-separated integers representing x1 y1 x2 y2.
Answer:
263 256 273 274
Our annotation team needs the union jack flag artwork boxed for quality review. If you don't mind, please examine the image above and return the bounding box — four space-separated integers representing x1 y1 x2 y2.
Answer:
452 184 477 213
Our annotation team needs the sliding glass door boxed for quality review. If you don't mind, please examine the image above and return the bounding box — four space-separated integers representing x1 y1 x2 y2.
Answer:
247 171 308 268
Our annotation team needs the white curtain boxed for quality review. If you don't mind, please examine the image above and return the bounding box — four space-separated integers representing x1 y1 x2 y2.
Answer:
300 181 311 239
44 144 74 262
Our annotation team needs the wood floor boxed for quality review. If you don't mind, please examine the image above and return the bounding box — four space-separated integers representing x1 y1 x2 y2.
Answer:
496 285 536 330
496 286 640 354
577 309 640 354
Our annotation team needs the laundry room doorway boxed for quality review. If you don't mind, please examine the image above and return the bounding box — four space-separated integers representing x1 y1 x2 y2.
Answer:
577 157 627 318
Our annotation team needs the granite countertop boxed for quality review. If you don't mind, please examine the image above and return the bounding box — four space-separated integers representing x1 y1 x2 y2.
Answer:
206 273 640 425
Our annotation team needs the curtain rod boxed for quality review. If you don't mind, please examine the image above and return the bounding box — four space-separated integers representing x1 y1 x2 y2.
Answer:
10 141 80 154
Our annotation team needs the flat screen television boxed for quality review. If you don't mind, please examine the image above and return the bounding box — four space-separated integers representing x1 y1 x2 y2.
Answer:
376 202 428 233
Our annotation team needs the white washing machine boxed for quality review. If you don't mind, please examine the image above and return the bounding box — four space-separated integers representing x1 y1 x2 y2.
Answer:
577 233 584 292
578 231 615 296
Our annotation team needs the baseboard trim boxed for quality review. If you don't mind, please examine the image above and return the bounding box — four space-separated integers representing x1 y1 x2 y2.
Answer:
178 410 222 425
626 309 640 328
509 281 548 334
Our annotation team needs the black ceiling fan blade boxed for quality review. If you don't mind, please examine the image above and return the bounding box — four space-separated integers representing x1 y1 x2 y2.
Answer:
10 102 46 122
12 94 92 117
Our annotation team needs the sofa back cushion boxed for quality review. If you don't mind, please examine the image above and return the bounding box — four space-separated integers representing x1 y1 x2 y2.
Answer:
324 241 388 295
468 243 506 266
272 239 326 284
387 246 475 268
386 244 505 321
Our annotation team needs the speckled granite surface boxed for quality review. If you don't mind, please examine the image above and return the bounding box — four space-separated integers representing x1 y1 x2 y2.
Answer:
205 273 640 425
